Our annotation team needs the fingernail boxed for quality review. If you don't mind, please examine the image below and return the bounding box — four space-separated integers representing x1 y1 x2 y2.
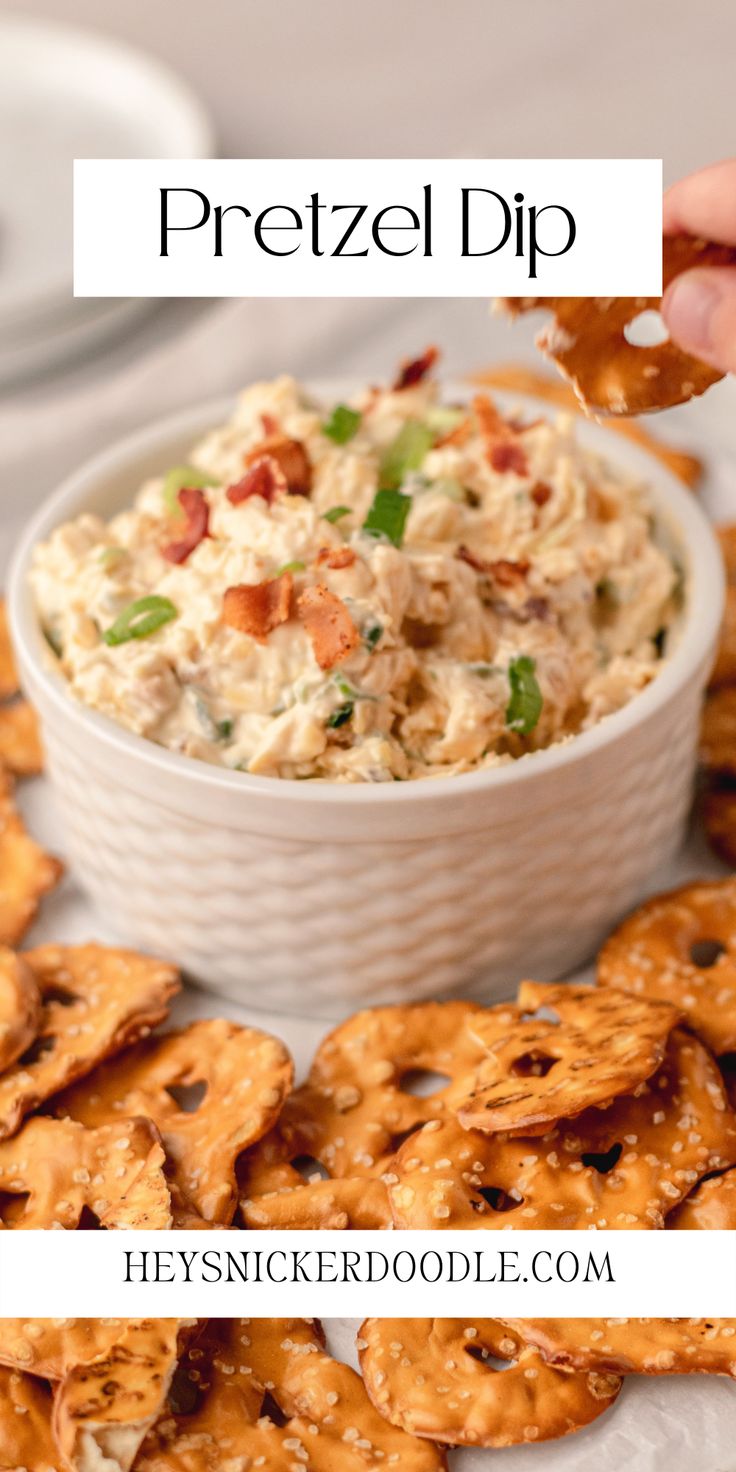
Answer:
663 271 723 353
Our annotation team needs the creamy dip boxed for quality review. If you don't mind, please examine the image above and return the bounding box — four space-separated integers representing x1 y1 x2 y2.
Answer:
31 356 681 783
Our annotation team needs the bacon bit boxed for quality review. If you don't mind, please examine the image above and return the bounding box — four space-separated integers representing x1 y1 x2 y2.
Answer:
222 572 293 643
392 346 439 391
261 413 280 435
226 457 288 507
297 585 361 670
531 481 552 507
161 488 210 564
243 434 312 496
457 546 530 586
473 393 529 477
316 546 356 570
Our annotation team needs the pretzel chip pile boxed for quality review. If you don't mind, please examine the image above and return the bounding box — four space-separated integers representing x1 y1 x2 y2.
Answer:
497 234 736 416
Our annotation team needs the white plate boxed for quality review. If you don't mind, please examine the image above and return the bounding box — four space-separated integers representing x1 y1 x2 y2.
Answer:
0 14 215 375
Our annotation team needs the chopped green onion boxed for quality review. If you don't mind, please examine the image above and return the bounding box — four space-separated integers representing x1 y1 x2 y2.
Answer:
275 560 306 576
327 701 354 729
323 505 351 524
98 546 126 567
43 626 63 659
363 488 412 548
162 465 219 515
425 405 466 437
194 695 233 743
379 421 434 491
364 620 383 651
506 655 543 734
334 673 377 703
102 595 178 647
322 405 362 444
467 662 499 678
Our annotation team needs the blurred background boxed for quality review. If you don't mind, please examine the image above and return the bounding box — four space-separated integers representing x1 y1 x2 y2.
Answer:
1 0 735 562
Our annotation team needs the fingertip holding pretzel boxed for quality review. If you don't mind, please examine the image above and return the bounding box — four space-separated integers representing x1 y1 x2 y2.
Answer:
498 235 736 416
457 982 680 1136
597 877 736 1056
358 1318 621 1448
500 1317 736 1377
55 1018 293 1224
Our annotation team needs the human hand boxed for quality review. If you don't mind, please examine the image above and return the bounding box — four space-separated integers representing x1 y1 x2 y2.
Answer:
661 159 736 375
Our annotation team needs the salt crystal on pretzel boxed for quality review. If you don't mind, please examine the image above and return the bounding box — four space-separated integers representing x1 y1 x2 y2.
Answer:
0 945 40 1073
0 943 179 1139
297 584 361 669
53 1318 193 1472
499 1317 736 1378
0 601 19 702
0 1115 172 1228
668 1166 736 1230
359 1317 621 1448
222 570 293 642
457 982 680 1136
239 1120 393 1230
390 1028 736 1230
55 1018 293 1224
598 876 736 1056
0 700 44 778
498 235 736 416
242 431 312 496
0 1365 57 1471
136 1317 446 1472
0 771 62 947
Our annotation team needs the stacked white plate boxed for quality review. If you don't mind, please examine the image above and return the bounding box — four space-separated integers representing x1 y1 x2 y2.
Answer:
0 14 215 385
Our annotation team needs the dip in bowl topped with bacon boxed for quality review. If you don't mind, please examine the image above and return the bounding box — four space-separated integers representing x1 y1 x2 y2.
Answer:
30 351 681 784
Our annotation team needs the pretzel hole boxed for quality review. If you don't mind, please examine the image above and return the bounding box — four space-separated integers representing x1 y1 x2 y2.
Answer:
292 1154 330 1184
42 985 77 1007
465 1343 515 1371
18 1034 56 1067
260 1390 289 1427
581 1142 623 1175
510 1050 557 1079
690 939 726 968
399 1068 451 1097
168 1364 202 1416
166 1080 208 1113
0 1191 30 1224
473 1185 521 1214
623 310 669 348
77 1206 103 1229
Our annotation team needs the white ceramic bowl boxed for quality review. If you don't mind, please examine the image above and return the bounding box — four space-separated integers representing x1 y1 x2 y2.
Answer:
8 388 724 1017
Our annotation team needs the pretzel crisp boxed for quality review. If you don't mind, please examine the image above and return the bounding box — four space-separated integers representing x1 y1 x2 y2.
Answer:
0 772 62 946
457 982 679 1136
702 784 736 867
0 602 18 702
0 1320 132 1381
135 1317 446 1471
700 686 736 776
390 1029 736 1229
239 1117 393 1230
0 700 43 778
668 1167 736 1229
0 944 179 1138
598 877 736 1056
500 1317 736 1378
55 1018 292 1225
359 1318 621 1448
710 525 736 688
54 1318 192 1472
498 236 736 416
0 1115 171 1228
0 1365 57 1471
0 944 40 1072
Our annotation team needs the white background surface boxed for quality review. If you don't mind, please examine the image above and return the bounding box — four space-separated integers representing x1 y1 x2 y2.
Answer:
2 0 736 1463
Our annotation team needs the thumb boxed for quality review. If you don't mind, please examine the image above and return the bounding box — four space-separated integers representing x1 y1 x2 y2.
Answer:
661 266 736 376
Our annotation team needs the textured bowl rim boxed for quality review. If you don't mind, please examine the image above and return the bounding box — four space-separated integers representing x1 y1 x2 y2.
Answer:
8 382 725 812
